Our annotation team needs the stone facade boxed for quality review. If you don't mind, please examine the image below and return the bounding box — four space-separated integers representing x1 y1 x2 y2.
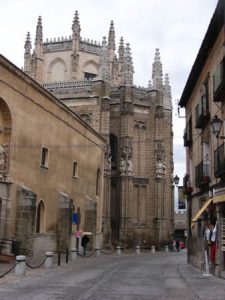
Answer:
24 12 174 247
0 54 105 254
179 0 225 277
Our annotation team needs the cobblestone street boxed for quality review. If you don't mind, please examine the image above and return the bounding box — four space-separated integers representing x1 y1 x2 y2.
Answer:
0 250 225 299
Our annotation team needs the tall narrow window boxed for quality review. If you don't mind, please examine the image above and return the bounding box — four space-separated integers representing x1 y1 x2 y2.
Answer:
36 200 45 233
96 169 100 196
110 134 117 169
72 161 78 178
40 146 49 168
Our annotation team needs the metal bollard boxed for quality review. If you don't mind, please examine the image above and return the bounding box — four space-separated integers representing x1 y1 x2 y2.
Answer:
66 248 69 264
151 245 155 253
45 252 53 269
116 246 121 256
165 245 169 252
136 246 141 255
95 248 100 257
15 255 26 276
58 251 61 266
71 248 77 262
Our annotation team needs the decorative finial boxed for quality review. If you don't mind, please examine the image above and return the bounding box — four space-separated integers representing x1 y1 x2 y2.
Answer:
108 20 116 51
24 32 32 54
152 48 163 91
98 36 110 81
163 73 172 110
35 16 43 45
72 10 81 38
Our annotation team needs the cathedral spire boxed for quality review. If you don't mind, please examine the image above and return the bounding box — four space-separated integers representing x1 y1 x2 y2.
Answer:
108 21 116 52
72 11 81 39
118 37 125 85
35 16 43 46
33 16 43 82
24 32 32 54
163 73 172 110
152 48 163 91
118 37 125 63
24 32 32 74
98 36 110 81
124 43 134 86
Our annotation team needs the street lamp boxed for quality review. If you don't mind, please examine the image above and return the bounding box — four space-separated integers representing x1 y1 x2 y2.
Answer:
174 175 180 186
211 115 223 138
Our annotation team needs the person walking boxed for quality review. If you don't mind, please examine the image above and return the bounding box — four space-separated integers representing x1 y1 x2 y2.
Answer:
81 234 89 256
175 240 180 252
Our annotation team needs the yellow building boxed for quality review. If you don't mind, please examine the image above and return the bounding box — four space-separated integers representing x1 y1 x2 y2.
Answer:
0 54 106 254
179 0 225 277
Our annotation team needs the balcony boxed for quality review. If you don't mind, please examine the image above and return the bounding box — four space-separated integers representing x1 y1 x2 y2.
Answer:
195 161 210 189
183 174 193 195
213 57 225 102
183 118 192 147
183 131 192 147
195 98 210 129
214 143 225 179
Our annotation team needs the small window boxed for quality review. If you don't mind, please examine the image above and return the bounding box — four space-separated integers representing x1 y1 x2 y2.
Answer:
40 146 49 168
72 161 78 178
84 72 96 80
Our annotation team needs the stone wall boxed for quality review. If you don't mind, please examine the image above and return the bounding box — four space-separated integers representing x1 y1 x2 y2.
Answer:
57 193 73 251
15 186 36 254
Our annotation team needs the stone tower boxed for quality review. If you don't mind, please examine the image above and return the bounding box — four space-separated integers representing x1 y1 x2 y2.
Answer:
24 13 174 247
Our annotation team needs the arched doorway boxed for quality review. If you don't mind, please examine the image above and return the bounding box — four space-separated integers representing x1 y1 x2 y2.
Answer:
0 98 12 175
36 200 45 233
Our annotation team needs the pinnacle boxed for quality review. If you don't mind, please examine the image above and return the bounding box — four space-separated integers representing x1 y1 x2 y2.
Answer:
108 20 115 51
26 32 31 42
154 48 161 62
72 10 81 34
38 16 42 25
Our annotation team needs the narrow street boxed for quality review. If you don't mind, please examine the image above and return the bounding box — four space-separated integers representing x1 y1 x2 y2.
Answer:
0 250 225 300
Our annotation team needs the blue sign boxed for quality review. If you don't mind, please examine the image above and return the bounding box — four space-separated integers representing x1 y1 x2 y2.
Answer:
72 213 78 224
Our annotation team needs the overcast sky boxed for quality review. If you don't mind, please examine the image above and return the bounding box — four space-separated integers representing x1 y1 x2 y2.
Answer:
0 0 218 195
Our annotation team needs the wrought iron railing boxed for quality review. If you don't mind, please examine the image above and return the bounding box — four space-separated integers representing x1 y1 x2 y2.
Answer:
195 160 210 188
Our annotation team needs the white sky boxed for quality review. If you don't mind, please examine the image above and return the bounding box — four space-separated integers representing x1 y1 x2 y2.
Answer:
0 0 218 190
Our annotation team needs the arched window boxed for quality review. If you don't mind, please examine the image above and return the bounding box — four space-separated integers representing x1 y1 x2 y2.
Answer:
47 58 67 82
80 114 92 126
36 200 45 233
96 169 100 196
110 134 117 169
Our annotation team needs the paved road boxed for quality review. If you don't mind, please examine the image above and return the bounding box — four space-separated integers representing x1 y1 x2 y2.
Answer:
0 250 225 299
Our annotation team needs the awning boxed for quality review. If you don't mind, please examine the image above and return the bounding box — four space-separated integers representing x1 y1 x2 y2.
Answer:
191 198 213 229
213 194 225 204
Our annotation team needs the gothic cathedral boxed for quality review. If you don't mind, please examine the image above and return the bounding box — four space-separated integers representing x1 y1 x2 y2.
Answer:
24 12 174 247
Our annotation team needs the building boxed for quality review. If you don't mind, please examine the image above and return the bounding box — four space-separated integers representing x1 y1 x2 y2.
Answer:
179 0 225 277
0 54 106 254
23 12 174 247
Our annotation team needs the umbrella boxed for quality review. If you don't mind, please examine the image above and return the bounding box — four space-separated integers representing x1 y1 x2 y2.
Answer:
82 231 92 235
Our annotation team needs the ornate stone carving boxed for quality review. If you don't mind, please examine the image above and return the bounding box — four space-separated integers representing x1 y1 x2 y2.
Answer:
156 159 166 179
120 157 126 176
127 158 133 177
0 144 8 172
155 106 164 118
104 151 112 176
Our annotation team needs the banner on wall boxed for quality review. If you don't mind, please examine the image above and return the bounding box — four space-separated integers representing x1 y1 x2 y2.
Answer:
178 186 186 210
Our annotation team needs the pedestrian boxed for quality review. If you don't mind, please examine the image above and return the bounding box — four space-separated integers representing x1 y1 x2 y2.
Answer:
175 240 180 252
81 234 89 256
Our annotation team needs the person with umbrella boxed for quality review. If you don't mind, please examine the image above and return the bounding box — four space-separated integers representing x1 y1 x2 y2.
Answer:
81 233 90 256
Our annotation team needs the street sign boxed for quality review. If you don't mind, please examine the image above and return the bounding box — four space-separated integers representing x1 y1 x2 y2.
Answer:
72 213 78 224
